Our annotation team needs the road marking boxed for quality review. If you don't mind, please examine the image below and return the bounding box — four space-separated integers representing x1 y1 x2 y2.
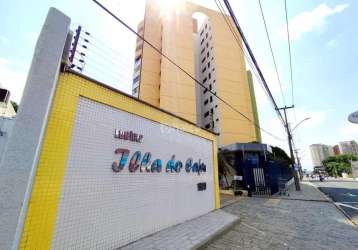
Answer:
335 202 358 211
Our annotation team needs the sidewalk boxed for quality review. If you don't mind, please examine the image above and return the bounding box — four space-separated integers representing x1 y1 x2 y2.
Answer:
273 180 328 201
203 182 358 250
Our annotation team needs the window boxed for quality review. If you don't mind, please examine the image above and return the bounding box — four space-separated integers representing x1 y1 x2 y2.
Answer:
212 67 215 72
133 75 140 84
209 84 212 90
203 77 207 83
200 38 204 45
206 42 209 48
201 57 206 63
133 87 138 94
204 111 209 117
216 118 219 122
210 96 213 102
200 29 204 36
135 55 141 63
134 64 141 73
210 108 213 114
215 105 218 108
207 51 210 57
211 46 213 50
205 23 208 29
206 32 208 38
211 57 214 61
202 67 206 73
204 99 208 105
213 80 216 83
208 62 211 68
201 48 205 54
203 89 208 94
208 73 211 79
205 124 210 129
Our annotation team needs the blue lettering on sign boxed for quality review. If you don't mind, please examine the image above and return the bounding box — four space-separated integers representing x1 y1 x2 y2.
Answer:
140 152 151 172
185 158 193 172
151 159 162 172
111 149 207 174
129 151 141 172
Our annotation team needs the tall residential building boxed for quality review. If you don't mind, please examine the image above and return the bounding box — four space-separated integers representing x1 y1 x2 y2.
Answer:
309 144 334 167
132 0 259 146
338 141 358 155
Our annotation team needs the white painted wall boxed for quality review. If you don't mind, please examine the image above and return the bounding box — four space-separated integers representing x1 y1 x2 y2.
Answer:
52 97 215 249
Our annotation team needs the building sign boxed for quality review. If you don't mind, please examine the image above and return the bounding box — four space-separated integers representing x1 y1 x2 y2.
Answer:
348 111 358 124
114 129 143 143
112 148 206 174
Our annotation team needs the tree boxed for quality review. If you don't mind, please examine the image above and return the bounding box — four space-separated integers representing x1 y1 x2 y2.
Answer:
11 101 18 112
269 146 292 166
322 154 358 177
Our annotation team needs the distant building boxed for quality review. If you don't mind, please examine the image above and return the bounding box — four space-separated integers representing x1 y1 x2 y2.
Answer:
333 145 341 155
309 144 334 167
338 141 358 155
0 87 16 160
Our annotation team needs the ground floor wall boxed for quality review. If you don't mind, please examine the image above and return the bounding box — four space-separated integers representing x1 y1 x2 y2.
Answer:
18 72 220 249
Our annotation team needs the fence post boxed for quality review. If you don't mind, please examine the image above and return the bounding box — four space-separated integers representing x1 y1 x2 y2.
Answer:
0 8 70 249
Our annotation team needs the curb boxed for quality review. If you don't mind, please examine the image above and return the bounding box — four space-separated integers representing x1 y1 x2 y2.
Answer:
194 215 241 250
311 183 358 229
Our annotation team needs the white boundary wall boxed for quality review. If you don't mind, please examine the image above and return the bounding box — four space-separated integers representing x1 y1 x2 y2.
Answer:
52 97 215 249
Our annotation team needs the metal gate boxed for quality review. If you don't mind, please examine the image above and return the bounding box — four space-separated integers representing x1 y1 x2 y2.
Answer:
252 167 271 195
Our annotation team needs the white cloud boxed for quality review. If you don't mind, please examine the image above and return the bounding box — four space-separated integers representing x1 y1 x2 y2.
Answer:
278 3 349 41
0 58 27 103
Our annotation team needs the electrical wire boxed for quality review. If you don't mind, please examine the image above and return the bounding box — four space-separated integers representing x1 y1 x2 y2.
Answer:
90 0 285 141
284 0 294 106
214 0 285 129
221 0 285 126
80 31 133 66
258 0 286 106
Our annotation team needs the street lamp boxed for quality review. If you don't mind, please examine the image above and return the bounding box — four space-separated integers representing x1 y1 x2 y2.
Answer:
292 117 311 132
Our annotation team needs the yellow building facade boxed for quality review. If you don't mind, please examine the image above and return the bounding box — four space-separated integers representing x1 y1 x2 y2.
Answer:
132 0 259 146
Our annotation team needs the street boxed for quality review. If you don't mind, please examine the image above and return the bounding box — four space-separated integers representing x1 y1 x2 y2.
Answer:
204 182 358 250
312 180 358 225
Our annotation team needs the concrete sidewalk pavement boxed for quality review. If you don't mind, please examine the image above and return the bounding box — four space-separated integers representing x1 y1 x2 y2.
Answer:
203 182 358 250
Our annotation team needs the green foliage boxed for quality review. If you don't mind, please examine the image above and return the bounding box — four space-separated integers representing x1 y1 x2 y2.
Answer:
322 154 358 177
10 101 18 112
269 146 292 166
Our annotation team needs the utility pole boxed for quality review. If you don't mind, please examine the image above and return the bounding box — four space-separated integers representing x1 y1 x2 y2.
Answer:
294 149 303 180
277 105 301 191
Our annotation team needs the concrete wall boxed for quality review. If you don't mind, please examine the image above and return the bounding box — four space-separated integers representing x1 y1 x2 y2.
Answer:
0 8 70 250
0 117 15 160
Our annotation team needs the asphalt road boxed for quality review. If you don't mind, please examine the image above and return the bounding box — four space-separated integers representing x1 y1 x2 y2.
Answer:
312 180 358 224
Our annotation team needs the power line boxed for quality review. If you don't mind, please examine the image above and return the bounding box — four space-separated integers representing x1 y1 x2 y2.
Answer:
257 0 286 106
284 0 294 106
90 0 285 141
221 0 285 126
213 0 282 125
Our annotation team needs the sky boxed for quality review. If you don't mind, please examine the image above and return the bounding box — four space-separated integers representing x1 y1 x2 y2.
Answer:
0 0 357 170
